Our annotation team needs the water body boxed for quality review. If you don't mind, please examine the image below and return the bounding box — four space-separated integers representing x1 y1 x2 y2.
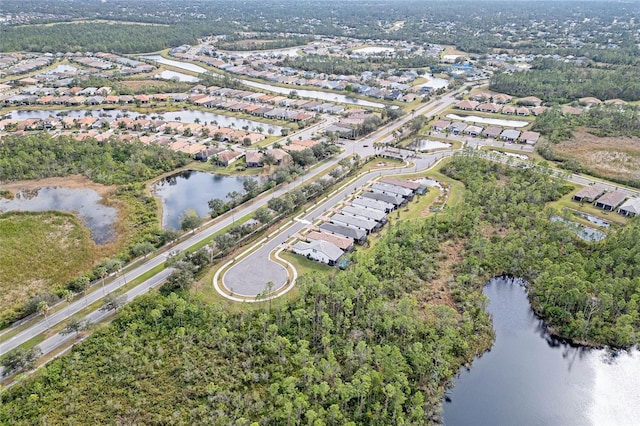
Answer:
353 46 395 54
444 277 640 425
242 80 386 109
152 171 267 230
407 139 451 151
222 47 301 58
0 187 117 244
446 113 529 128
419 74 450 89
550 216 606 242
153 69 201 83
42 64 78 74
141 54 386 108
9 109 281 134
140 55 208 74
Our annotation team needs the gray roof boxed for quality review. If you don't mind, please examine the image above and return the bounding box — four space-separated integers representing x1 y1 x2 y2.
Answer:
371 182 413 197
292 240 344 262
574 185 606 201
352 197 394 212
331 213 378 231
341 205 387 222
500 129 521 140
619 197 640 215
361 191 404 206
319 223 366 241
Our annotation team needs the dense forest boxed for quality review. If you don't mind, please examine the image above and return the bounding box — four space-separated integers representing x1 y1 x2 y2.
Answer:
3 155 639 423
1 0 636 61
0 206 494 424
532 104 640 143
441 154 640 347
490 60 640 103
0 134 190 184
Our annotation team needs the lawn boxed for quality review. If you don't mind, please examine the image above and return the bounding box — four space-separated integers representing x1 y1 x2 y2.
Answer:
279 251 333 277
0 211 98 319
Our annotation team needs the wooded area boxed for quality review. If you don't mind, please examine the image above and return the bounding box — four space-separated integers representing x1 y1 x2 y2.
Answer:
0 134 190 184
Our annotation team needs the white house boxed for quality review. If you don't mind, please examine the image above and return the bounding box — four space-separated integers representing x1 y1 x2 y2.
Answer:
292 240 344 266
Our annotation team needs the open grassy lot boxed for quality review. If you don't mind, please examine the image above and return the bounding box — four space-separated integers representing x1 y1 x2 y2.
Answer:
0 211 98 317
552 129 640 186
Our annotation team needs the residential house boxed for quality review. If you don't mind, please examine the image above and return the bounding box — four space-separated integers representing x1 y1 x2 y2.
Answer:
465 125 484 137
516 107 530 116
500 129 521 142
517 96 542 107
578 97 602 107
594 191 627 211
361 191 404 207
351 197 394 213
245 151 265 167
267 148 292 165
306 231 354 252
431 119 451 132
341 205 388 224
520 131 540 145
477 102 501 113
454 100 479 111
371 182 414 200
379 177 425 194
216 150 244 166
501 105 516 115
291 240 344 266
449 122 467 135
618 198 640 217
318 222 367 245
561 106 583 116
492 93 512 104
573 185 606 203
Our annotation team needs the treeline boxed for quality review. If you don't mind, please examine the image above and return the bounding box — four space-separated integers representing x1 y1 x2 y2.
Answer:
532 105 640 143
490 60 640 103
0 134 190 185
0 203 493 424
0 22 218 54
442 154 640 347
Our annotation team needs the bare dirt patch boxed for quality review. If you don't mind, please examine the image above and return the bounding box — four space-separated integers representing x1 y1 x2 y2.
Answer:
412 240 461 310
553 130 640 184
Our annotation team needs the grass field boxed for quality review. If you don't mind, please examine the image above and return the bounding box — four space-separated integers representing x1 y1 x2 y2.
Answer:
553 129 640 186
0 211 98 317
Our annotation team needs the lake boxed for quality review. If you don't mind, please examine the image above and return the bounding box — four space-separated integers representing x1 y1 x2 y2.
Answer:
353 46 395 55
444 277 640 425
152 170 267 229
407 139 451 151
446 113 529 128
241 80 386 109
140 55 209 74
221 47 301 58
139 54 386 108
153 69 201 83
0 187 117 245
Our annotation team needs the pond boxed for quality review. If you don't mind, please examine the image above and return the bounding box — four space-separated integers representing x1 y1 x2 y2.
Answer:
42 64 78 74
407 139 451 151
153 69 201 83
139 55 209 74
550 216 606 242
0 187 117 245
352 46 395 55
574 211 611 228
446 113 529 128
419 74 450 89
152 170 267 230
241 80 386 109
9 109 281 134
444 277 640 425
140 54 386 108
222 47 301 58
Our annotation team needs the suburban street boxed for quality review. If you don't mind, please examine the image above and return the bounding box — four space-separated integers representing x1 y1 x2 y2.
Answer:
0 88 463 360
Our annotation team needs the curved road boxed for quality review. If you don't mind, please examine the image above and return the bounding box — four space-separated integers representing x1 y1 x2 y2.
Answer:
0 88 466 362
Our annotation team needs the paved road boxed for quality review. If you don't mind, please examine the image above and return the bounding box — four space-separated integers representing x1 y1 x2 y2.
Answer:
0 85 468 360
222 92 465 297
